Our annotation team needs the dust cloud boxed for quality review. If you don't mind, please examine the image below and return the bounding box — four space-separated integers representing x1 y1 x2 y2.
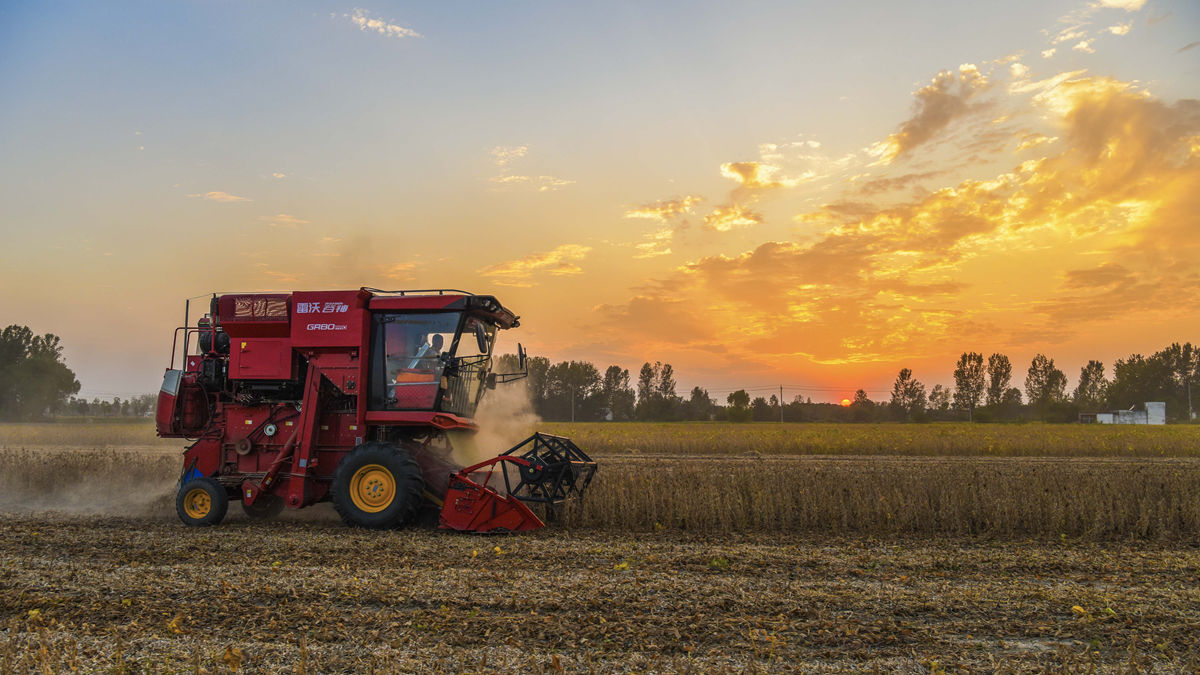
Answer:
0 448 178 518
447 381 540 486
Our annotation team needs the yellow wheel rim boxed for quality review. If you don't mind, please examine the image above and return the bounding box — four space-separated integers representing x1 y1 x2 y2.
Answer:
183 488 211 519
350 464 396 513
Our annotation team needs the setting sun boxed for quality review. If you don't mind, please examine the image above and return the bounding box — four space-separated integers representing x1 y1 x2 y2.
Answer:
841 398 852 407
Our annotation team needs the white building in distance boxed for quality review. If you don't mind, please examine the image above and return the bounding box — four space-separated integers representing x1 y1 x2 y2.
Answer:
1080 402 1166 425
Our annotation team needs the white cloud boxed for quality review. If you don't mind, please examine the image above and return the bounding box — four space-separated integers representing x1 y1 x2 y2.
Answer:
272 172 287 179
1073 40 1095 53
1042 48 1057 58
343 8 421 39
1097 0 1146 10
188 191 251 203
1053 29 1088 45
259 214 308 227
491 146 528 168
1107 23 1132 35
488 146 573 192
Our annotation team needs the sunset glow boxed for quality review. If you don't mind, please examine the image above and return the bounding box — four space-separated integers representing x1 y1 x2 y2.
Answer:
1 1 1196 401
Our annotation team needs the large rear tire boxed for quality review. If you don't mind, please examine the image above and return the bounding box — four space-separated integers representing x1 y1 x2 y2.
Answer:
331 442 424 529
176 478 229 527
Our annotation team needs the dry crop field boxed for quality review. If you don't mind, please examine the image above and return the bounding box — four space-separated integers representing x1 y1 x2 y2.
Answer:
542 421 1200 458
1 420 1198 672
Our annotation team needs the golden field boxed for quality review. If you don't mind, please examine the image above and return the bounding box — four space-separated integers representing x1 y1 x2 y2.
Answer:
6 419 1200 457
542 421 1200 457
1 422 1198 539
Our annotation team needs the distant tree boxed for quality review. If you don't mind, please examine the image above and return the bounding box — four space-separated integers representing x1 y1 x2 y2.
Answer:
726 389 752 423
601 365 636 421
751 396 773 421
634 361 682 420
1157 342 1199 420
656 363 677 400
685 386 714 421
1025 354 1067 413
544 361 602 421
1073 360 1109 409
998 387 1023 420
928 384 951 412
889 368 927 421
523 356 551 415
850 388 875 422
636 362 655 405
1106 353 1173 414
0 325 81 420
985 353 1012 408
952 352 986 421
655 363 682 420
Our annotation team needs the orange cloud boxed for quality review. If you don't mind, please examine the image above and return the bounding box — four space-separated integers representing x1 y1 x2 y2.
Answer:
703 205 763 232
259 214 309 227
719 161 805 190
624 196 704 258
477 244 592 287
594 72 1200 376
624 196 703 222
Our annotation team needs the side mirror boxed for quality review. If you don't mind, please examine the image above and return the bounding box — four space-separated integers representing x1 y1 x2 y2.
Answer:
518 343 527 369
486 373 497 389
474 323 489 353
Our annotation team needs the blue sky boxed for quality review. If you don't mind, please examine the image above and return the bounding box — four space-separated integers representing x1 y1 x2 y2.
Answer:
1 1 1197 399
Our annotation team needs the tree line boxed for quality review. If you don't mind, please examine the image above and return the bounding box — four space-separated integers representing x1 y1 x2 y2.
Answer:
878 343 1199 423
63 394 158 418
4 322 1195 424
503 342 1198 424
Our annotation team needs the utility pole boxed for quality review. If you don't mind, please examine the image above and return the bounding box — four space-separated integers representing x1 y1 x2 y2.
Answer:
1188 377 1194 420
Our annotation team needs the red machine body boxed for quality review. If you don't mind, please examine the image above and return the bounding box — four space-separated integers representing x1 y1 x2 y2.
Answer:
157 288 595 531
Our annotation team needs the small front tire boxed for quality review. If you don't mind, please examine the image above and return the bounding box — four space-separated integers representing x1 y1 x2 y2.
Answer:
177 478 229 527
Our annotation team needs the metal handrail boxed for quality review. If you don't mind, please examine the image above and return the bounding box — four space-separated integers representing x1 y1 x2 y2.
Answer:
361 288 476 296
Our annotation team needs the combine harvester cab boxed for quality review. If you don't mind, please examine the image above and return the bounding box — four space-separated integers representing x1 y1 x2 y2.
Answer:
156 288 596 531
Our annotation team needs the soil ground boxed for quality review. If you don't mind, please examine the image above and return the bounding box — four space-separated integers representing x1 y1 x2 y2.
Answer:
2 513 1197 673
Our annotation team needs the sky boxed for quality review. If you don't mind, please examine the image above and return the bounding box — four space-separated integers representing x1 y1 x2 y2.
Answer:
1 0 1197 403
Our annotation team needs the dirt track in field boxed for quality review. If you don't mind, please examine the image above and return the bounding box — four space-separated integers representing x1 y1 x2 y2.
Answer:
2 515 1198 673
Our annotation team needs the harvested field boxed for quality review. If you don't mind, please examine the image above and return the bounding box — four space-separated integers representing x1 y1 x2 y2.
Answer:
2 422 1198 671
1 516 1198 673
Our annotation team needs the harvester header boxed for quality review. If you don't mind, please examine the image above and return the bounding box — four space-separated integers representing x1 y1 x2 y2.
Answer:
156 288 595 532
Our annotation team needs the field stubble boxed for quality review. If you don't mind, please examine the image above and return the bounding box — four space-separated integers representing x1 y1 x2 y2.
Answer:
1 517 1198 673
1 422 1199 672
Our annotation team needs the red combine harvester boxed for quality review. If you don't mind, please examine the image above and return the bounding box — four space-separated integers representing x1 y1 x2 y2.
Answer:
155 288 596 531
